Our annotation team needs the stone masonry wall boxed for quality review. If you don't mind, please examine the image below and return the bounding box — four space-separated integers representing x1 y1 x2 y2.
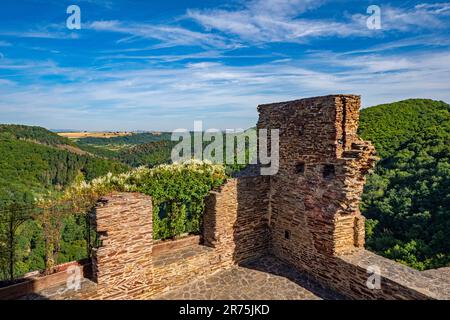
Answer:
203 176 271 264
87 193 154 299
256 95 449 299
257 95 376 257
79 175 270 299
148 175 270 296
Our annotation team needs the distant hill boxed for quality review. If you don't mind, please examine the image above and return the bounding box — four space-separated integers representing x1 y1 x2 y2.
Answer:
50 129 78 133
0 124 77 147
76 131 172 146
117 140 177 167
0 125 129 205
359 99 450 270
359 99 450 158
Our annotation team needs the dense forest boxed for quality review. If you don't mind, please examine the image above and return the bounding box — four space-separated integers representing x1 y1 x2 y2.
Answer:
75 131 175 161
81 130 254 172
0 126 129 281
0 124 77 148
0 127 129 204
359 99 450 270
117 140 178 167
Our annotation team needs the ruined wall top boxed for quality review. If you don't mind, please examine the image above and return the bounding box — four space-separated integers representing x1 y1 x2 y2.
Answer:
257 95 363 170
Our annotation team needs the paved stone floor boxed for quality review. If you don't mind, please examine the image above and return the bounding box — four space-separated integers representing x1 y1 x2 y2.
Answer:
20 255 345 300
154 255 345 300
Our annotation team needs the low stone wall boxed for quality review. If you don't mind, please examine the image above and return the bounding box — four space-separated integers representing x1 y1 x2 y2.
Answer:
152 235 201 255
0 260 90 300
338 250 449 300
273 246 449 300
77 180 271 300
152 245 217 296
149 176 271 297
423 267 450 281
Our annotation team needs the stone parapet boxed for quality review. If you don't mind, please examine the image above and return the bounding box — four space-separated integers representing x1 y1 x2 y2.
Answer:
88 193 154 299
9 94 448 301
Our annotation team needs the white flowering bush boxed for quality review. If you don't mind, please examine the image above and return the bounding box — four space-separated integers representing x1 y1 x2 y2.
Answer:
62 160 226 240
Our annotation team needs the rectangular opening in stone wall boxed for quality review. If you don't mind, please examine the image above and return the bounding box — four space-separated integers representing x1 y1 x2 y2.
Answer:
298 125 304 136
295 162 305 174
323 164 335 179
284 230 291 240
97 231 108 247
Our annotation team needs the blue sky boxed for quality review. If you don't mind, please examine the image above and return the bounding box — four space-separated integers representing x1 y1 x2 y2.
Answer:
0 0 450 131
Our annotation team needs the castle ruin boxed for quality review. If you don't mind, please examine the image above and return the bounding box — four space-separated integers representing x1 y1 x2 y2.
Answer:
3 95 449 300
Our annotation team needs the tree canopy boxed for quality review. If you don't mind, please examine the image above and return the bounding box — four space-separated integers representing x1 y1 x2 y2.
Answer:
359 99 450 270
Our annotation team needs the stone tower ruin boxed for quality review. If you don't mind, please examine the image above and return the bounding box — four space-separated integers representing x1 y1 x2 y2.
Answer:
255 95 379 290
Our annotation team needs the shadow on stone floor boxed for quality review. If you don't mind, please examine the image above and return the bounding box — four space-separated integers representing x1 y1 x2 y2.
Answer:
155 254 347 300
18 293 50 300
239 255 348 300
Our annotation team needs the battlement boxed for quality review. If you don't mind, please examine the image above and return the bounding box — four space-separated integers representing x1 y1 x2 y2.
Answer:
257 95 365 162
6 95 448 301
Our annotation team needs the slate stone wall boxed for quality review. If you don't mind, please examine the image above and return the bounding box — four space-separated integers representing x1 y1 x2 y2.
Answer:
78 95 448 300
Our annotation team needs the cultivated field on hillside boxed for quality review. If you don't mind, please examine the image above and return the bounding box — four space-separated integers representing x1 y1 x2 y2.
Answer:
58 132 133 139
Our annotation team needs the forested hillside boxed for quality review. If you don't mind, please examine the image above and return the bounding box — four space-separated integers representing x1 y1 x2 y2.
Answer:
0 126 130 280
0 127 129 205
0 124 76 147
117 140 177 167
75 131 174 159
359 99 450 270
76 130 255 172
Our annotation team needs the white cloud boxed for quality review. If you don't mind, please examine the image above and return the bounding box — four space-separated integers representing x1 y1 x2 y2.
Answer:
87 20 239 49
0 25 80 39
186 1 450 45
1 47 450 130
245 0 325 17
82 1 367 47
81 2 450 49
0 79 15 86
415 2 450 14
186 6 365 44
350 2 450 32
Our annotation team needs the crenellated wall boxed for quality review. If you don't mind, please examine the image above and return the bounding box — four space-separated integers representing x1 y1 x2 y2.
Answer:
77 176 271 299
81 94 448 300
8 94 447 300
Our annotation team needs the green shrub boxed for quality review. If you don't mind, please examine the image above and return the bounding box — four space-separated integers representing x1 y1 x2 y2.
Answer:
64 160 227 240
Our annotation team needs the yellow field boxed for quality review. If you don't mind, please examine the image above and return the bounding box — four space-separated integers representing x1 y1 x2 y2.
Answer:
58 132 133 139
